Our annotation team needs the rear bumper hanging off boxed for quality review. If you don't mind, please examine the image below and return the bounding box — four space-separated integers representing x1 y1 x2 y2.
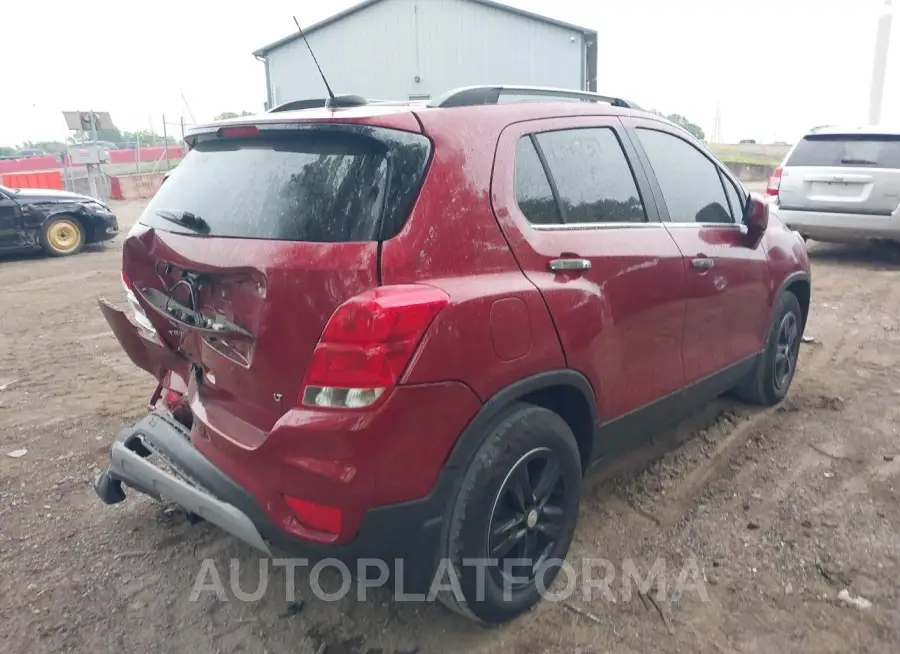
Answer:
94 410 454 590
94 412 271 553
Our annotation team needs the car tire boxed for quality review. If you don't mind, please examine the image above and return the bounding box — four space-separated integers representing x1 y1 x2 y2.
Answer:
735 291 803 406
40 215 85 257
437 403 582 624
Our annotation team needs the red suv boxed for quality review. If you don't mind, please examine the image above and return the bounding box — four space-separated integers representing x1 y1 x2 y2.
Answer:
95 86 810 623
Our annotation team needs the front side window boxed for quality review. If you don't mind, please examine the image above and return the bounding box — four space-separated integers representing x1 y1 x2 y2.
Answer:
636 128 733 224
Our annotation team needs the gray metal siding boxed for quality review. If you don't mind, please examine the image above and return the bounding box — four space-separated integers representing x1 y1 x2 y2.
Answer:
266 0 587 105
268 0 416 104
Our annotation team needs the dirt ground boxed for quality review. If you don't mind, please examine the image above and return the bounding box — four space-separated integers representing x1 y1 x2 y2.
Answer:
1 197 898 654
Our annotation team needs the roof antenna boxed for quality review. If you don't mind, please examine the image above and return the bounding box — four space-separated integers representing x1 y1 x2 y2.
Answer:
292 16 337 106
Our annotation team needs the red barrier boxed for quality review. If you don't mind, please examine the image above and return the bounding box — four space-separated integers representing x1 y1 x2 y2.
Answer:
1 171 63 190
0 155 61 174
0 146 185 174
109 177 123 200
108 146 184 165
109 172 166 200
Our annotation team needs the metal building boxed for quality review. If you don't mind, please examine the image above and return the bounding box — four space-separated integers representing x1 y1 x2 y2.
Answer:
253 0 598 108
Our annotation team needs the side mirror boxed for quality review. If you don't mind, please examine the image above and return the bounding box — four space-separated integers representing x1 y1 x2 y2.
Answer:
742 192 769 247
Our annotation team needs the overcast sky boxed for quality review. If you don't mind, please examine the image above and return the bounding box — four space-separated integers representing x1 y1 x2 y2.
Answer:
1 0 895 146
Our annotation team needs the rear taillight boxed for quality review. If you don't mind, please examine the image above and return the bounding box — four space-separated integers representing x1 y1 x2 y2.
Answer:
766 167 783 197
164 388 184 407
299 285 450 409
121 271 157 336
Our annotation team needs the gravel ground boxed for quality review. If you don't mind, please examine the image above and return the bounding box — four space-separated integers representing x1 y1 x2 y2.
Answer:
1 199 898 653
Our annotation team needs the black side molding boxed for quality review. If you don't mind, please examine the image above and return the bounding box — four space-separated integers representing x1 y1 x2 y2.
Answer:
589 353 760 464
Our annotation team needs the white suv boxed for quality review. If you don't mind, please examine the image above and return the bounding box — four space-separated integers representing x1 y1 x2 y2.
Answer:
768 126 900 244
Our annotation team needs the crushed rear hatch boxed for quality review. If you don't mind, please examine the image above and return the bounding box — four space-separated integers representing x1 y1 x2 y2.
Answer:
106 120 431 440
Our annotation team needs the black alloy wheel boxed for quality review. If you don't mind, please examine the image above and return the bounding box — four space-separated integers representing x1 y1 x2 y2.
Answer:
487 447 568 589
773 311 800 393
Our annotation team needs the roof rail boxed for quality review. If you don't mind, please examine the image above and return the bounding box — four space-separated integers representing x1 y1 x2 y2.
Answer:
428 85 641 110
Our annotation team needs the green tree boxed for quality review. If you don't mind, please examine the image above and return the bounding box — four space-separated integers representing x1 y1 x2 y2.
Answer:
120 129 174 146
67 128 174 147
0 146 17 157
214 111 254 121
69 127 124 144
666 114 705 141
20 140 68 154
648 110 706 141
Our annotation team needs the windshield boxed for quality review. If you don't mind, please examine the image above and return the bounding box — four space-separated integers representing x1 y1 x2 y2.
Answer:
138 128 430 243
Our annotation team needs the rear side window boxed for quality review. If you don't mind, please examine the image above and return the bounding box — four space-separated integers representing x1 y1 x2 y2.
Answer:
515 137 562 225
636 128 733 224
786 134 900 168
535 128 647 224
139 127 430 242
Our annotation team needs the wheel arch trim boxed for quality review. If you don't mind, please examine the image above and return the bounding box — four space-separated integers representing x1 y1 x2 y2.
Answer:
442 370 597 471
773 271 811 330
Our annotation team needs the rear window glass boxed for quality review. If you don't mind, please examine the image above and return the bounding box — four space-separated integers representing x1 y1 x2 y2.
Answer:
139 129 429 242
786 134 900 169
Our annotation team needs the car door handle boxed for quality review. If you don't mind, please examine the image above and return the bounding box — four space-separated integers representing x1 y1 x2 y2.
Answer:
691 257 714 270
549 258 591 271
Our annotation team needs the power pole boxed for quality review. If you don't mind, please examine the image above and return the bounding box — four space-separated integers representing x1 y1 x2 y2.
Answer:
162 115 171 171
89 108 99 198
712 100 722 143
869 0 893 125
180 91 197 124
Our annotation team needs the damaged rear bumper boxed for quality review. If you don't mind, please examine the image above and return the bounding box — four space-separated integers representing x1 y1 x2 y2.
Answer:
94 411 271 554
94 410 455 589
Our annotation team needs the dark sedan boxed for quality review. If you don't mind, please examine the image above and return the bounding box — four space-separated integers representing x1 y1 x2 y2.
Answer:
0 185 119 257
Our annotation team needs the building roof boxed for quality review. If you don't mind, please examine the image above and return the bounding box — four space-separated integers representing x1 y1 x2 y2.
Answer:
252 0 596 57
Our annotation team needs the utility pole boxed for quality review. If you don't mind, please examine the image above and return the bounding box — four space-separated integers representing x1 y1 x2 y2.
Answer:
712 100 722 143
162 115 171 171
88 109 99 198
63 110 113 199
869 0 893 125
